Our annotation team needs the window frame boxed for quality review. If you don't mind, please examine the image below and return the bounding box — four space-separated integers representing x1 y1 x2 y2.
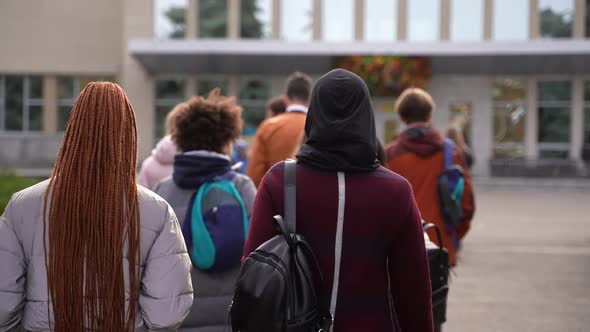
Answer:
363 0 397 41
492 77 527 158
196 74 229 95
239 75 271 130
0 76 44 132
536 78 573 153
538 0 575 39
154 76 187 141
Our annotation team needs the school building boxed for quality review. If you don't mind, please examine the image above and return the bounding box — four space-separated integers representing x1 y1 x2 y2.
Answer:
1 0 590 178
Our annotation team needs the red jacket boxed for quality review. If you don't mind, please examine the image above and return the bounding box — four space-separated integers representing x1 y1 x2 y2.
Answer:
386 126 475 265
244 162 434 332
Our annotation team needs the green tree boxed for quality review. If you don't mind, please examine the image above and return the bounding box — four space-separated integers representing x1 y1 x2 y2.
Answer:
540 8 573 38
240 0 264 38
165 6 187 39
199 0 228 37
164 0 265 38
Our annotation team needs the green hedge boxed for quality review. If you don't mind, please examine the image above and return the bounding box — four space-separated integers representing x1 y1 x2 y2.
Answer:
0 171 41 215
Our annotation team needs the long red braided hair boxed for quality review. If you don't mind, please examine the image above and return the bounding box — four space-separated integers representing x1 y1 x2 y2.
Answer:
43 82 140 331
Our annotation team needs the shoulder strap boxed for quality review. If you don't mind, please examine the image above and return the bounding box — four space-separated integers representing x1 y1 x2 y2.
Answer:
329 172 346 332
443 138 455 170
284 159 297 233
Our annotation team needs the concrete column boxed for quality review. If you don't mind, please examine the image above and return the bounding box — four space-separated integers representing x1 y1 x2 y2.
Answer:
570 77 584 160
187 0 197 38
313 0 322 40
228 0 240 39
122 0 155 160
397 0 407 40
186 77 197 99
529 0 539 39
574 0 586 38
525 77 539 160
272 0 280 39
354 0 364 41
440 0 451 40
42 76 58 134
228 75 239 98
483 0 493 40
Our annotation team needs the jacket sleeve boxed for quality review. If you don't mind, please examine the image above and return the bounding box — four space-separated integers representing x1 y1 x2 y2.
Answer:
140 204 193 330
454 151 475 239
388 182 434 332
246 128 270 188
242 178 276 263
0 201 26 332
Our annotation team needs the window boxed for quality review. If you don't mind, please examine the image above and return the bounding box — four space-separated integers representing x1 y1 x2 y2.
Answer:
197 77 229 96
155 0 187 39
58 76 114 131
493 79 527 158
199 0 228 38
241 0 272 38
155 78 186 139
239 78 269 133
493 0 529 40
0 75 43 132
281 0 312 40
451 0 483 41
539 0 574 38
407 0 440 41
587 0 590 38
322 0 354 41
538 80 572 158
364 0 397 41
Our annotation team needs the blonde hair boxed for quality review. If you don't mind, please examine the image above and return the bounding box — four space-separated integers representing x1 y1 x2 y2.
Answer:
445 124 467 151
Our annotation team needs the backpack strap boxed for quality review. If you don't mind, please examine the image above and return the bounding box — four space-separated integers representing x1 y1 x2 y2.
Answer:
443 139 455 170
329 172 346 332
284 159 297 233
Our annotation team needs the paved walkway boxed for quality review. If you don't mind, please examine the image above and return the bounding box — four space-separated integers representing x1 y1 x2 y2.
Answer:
444 190 590 332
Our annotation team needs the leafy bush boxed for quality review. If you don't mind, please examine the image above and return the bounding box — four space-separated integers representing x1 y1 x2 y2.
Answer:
0 170 41 215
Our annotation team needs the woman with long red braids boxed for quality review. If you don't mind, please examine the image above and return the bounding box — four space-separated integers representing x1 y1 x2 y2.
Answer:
0 82 193 331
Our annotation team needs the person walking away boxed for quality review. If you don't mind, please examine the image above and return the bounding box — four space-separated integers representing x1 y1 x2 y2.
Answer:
247 72 312 187
385 88 475 266
244 69 433 332
138 103 182 189
153 89 256 332
445 124 474 169
265 95 287 118
0 82 193 331
232 138 249 174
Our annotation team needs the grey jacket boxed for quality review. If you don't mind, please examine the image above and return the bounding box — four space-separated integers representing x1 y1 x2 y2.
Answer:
153 172 256 332
0 180 194 332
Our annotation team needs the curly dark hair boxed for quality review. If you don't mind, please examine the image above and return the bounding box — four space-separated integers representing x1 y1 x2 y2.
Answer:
172 89 243 153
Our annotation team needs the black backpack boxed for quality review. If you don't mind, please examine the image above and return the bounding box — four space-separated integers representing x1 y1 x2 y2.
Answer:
230 160 333 332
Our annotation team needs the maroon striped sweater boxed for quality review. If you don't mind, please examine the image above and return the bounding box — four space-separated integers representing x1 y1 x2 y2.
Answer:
243 161 433 332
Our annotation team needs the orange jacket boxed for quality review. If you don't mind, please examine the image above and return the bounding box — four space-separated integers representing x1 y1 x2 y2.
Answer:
246 112 306 187
385 127 475 265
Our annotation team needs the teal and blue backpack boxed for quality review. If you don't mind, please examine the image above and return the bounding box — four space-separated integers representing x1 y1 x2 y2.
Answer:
437 139 465 247
181 171 249 273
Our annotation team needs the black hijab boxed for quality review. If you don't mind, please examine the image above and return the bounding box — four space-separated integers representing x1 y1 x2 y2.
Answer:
296 69 380 172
